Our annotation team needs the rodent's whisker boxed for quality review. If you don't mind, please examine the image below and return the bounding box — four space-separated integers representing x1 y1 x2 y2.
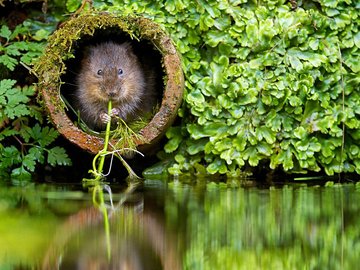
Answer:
66 69 80 76
63 82 79 87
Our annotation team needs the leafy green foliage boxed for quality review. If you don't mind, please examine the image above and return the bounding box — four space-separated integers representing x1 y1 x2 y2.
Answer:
0 79 32 120
0 82 72 179
96 0 360 176
0 21 71 180
0 25 45 71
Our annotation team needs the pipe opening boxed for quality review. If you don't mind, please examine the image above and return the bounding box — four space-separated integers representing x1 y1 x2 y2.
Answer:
61 28 165 134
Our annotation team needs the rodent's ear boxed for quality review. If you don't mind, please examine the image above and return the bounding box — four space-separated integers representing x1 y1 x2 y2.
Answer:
122 42 133 51
82 46 92 57
80 46 92 65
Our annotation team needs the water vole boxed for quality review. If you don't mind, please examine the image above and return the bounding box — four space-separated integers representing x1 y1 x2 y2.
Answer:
75 41 157 130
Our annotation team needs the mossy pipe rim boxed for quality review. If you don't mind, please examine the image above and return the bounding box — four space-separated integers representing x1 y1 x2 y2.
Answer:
35 12 184 154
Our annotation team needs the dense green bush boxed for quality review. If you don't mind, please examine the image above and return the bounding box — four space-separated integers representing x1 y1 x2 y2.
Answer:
94 0 359 176
0 7 71 180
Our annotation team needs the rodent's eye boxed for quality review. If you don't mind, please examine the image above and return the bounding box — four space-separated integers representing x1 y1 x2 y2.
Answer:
118 69 123 76
97 69 103 76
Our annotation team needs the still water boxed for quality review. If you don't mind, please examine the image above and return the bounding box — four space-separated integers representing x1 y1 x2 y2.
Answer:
0 179 359 270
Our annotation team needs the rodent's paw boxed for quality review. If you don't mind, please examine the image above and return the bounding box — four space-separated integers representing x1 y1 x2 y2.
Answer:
110 108 120 117
100 112 111 124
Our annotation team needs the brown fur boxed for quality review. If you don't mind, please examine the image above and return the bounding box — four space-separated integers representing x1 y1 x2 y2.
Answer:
76 41 157 130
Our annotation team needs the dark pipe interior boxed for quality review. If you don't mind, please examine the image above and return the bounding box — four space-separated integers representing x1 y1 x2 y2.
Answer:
61 28 164 131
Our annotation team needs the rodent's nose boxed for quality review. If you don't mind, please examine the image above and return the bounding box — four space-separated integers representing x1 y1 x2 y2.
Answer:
108 92 116 98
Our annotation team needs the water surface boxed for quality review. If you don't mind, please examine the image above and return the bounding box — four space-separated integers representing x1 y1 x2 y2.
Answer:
0 180 359 269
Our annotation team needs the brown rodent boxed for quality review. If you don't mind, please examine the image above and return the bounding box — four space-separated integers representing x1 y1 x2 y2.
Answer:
75 41 157 130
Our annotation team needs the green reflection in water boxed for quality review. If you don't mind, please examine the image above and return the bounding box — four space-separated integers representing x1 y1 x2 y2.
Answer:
1 181 360 269
0 184 91 269
166 182 360 270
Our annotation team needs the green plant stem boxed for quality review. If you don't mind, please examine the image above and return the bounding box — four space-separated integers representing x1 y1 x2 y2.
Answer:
93 101 112 181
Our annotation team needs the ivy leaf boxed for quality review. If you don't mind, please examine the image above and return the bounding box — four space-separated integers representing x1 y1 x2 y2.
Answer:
90 0 360 177
47 146 72 166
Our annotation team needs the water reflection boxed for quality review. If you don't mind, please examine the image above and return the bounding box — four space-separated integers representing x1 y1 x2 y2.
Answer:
171 182 360 269
41 184 181 270
0 181 360 269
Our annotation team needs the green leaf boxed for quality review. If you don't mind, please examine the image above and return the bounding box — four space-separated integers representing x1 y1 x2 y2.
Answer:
47 147 72 166
188 122 228 140
66 0 82 12
0 55 18 71
27 125 59 147
0 79 16 95
5 104 29 119
270 148 294 171
187 139 207 155
11 166 31 180
22 153 37 172
0 146 21 169
6 43 24 56
343 52 360 73
243 146 260 166
29 146 45 164
245 20 258 45
207 158 227 174
0 80 36 119
0 127 19 140
0 25 11 40
256 142 272 156
165 127 183 153
187 89 205 105
233 135 247 152
256 126 276 144
218 94 232 109
286 52 303 72
206 31 230 47
165 136 182 153
354 32 360 49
